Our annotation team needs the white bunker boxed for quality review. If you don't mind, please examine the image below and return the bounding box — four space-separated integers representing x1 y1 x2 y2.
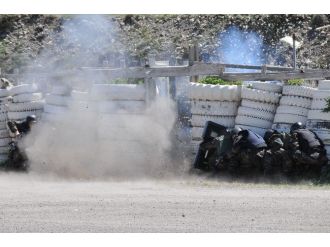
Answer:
307 80 330 160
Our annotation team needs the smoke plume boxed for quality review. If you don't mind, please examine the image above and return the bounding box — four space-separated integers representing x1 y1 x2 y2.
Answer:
20 15 180 179
217 26 265 69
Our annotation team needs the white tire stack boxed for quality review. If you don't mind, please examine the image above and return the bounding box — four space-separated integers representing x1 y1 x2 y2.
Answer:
272 84 315 133
235 82 282 136
43 85 71 121
306 80 330 160
187 82 241 153
0 88 11 163
7 84 44 121
90 84 146 114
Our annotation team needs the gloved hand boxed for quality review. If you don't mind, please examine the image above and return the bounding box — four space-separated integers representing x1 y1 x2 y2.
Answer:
310 152 320 160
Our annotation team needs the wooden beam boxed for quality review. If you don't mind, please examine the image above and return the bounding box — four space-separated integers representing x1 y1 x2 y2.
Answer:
76 64 330 81
8 63 330 82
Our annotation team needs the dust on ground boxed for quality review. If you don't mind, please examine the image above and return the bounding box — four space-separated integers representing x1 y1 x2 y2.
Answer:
1 172 330 232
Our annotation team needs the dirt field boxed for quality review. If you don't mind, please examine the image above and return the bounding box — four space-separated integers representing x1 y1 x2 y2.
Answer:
1 172 330 232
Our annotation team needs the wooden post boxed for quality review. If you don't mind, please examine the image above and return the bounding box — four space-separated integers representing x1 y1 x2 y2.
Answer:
189 44 199 82
169 55 176 99
14 68 19 84
148 54 156 67
145 77 156 106
144 57 156 106
120 54 126 68
292 33 297 70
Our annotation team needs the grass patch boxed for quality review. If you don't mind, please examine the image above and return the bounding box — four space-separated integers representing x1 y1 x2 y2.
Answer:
107 78 144 84
198 76 242 85
287 79 304 86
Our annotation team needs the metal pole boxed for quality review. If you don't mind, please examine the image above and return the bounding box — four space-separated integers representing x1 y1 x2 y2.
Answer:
293 33 297 70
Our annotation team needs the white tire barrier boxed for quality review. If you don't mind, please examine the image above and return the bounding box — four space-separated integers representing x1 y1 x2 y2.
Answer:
307 110 330 121
273 113 308 124
0 138 11 147
94 100 146 114
44 104 68 114
241 87 281 104
313 90 330 100
318 80 330 90
237 106 274 121
191 115 235 128
241 99 277 113
235 124 268 137
282 85 316 98
279 96 312 108
191 100 238 116
0 146 9 154
0 113 7 122
12 93 43 103
313 130 330 145
0 122 7 130
7 110 43 120
235 115 273 129
191 127 204 140
0 97 12 105
7 101 44 112
272 123 292 133
0 104 8 113
311 99 327 110
251 81 282 93
0 89 10 98
190 140 201 154
51 85 71 96
306 120 330 130
91 84 146 101
187 83 241 101
69 100 91 112
276 105 309 116
0 154 8 162
45 94 71 106
0 129 9 138
71 90 89 101
9 84 38 96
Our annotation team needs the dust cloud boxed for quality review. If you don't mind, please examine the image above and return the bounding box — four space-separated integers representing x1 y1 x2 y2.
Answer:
18 15 185 179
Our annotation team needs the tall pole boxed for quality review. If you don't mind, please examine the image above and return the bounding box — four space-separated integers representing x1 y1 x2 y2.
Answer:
293 33 297 70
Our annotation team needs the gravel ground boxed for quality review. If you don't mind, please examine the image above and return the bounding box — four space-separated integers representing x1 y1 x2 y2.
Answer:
1 172 330 232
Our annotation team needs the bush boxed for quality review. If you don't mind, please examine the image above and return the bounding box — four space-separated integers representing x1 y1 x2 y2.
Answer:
198 76 242 85
322 98 330 113
287 79 304 85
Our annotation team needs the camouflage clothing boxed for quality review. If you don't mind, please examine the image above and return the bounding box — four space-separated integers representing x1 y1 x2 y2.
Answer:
289 128 328 178
263 136 293 176
226 129 267 176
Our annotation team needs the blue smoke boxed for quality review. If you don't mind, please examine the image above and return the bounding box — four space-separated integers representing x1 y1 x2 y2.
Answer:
217 26 265 67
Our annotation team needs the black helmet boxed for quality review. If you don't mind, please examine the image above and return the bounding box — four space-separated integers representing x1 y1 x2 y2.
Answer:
232 126 242 135
26 115 37 123
264 129 276 143
290 122 303 133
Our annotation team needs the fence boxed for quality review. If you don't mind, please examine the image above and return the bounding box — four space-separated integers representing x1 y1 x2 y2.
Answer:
2 59 330 96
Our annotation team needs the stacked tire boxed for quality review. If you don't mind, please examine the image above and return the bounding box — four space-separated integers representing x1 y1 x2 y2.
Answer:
69 90 90 112
0 88 11 163
90 84 146 115
7 84 44 122
235 82 282 136
272 84 315 132
306 80 330 160
43 85 71 121
187 82 241 154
